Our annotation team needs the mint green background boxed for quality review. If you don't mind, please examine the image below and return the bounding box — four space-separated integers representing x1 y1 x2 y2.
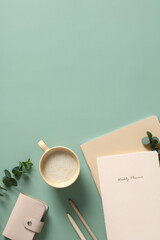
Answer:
1 0 160 239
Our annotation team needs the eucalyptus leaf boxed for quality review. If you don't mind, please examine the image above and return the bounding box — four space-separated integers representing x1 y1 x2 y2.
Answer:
142 137 150 145
19 161 23 171
2 176 17 187
152 137 159 143
12 168 22 178
12 169 21 175
151 139 159 149
12 167 19 172
27 158 33 165
22 162 28 169
2 176 13 187
147 131 152 141
4 169 11 178
0 193 3 196
10 178 17 186
22 162 31 170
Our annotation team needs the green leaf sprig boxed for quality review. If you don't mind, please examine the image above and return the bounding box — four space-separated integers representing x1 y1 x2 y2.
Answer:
142 131 160 158
0 158 33 197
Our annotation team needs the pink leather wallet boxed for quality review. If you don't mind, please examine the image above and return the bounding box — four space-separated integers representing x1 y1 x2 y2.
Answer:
2 192 48 240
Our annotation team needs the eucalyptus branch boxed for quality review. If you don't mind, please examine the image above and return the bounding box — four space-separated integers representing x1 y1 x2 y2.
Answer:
0 158 33 197
142 131 160 159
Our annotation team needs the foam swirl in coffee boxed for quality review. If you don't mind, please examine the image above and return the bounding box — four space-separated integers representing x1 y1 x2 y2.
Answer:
43 150 77 183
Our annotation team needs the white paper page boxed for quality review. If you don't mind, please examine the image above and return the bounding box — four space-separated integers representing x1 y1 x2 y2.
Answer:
97 151 160 240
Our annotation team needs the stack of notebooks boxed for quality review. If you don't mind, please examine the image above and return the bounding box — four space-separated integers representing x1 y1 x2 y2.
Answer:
81 116 160 240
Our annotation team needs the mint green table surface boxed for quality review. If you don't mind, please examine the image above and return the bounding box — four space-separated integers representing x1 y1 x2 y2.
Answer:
1 0 160 239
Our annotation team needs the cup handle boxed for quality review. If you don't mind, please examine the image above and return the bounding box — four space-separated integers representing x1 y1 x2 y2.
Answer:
38 140 49 152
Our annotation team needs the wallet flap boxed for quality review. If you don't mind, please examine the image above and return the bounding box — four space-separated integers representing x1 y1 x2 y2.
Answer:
24 217 44 233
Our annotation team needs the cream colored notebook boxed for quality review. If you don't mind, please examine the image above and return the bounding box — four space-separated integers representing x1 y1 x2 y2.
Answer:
81 116 160 194
97 151 160 240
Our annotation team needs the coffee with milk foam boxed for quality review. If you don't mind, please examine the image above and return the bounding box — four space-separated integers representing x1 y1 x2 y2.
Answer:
44 151 77 183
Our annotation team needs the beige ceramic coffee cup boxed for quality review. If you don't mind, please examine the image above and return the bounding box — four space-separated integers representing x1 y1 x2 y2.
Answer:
38 140 80 188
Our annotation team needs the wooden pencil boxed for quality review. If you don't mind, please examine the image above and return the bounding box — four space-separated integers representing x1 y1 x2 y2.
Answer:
69 199 97 240
67 213 86 240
